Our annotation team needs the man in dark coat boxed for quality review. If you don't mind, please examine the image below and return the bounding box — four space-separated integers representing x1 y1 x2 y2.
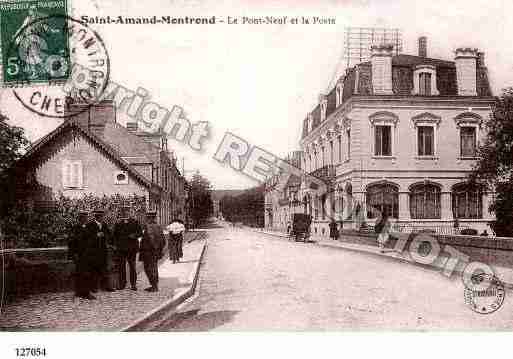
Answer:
84 209 114 292
139 211 165 292
113 206 142 291
329 219 339 240
68 211 95 299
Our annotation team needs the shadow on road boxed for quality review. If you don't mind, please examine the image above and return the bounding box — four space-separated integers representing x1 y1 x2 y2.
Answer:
154 309 239 331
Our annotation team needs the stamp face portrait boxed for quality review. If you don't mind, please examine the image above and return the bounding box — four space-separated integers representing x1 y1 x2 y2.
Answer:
1 0 70 85
464 273 505 314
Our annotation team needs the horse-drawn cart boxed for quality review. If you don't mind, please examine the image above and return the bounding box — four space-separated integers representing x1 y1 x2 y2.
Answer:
289 213 312 242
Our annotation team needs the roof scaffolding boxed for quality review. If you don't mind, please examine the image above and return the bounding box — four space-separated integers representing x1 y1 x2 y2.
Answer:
344 27 403 68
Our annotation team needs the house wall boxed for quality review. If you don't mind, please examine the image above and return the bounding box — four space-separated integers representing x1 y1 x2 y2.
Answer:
29 131 148 200
300 98 495 237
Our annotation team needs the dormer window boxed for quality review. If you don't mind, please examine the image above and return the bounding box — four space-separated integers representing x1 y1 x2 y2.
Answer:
336 81 344 107
319 95 327 122
419 73 432 95
413 65 439 96
308 113 314 132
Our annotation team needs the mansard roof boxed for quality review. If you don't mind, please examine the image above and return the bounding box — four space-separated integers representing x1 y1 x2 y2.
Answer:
301 53 493 139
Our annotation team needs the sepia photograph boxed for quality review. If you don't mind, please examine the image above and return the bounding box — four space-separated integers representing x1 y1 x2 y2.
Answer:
0 0 512 357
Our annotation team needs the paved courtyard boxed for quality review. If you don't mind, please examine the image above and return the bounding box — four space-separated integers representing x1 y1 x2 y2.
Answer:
156 226 513 330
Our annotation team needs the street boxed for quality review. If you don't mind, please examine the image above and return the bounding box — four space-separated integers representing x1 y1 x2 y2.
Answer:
155 225 513 330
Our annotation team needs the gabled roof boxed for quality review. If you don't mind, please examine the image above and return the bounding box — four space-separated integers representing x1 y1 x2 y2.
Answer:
20 119 161 193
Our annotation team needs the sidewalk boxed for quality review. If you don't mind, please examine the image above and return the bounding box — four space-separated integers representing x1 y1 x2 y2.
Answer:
0 233 207 331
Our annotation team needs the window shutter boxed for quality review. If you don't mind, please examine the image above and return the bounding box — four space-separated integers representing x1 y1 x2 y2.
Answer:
62 161 71 188
74 161 83 188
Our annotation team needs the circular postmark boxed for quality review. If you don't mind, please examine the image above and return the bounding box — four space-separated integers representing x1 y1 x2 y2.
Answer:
5 14 110 118
464 272 505 314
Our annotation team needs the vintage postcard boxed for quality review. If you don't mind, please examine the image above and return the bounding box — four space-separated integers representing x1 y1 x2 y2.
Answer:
0 0 512 357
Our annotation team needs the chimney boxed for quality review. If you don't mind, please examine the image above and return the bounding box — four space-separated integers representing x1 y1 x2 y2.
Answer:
477 51 485 67
87 101 115 138
455 47 478 96
371 44 394 95
418 36 427 57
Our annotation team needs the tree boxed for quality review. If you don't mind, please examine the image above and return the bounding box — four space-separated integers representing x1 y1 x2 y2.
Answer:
471 88 513 236
0 116 29 214
219 186 264 227
188 171 213 227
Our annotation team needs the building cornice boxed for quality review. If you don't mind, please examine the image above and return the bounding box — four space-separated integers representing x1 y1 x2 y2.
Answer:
300 95 495 146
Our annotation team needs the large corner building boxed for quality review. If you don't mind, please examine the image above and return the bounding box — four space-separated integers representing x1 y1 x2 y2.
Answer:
294 37 494 236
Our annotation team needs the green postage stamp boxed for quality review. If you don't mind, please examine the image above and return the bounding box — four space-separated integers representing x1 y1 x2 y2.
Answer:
0 0 70 85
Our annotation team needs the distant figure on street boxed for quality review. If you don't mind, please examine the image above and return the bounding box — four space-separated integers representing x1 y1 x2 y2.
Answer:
85 209 115 293
113 206 142 291
166 218 186 263
375 214 391 253
68 211 95 299
329 219 339 240
139 211 166 292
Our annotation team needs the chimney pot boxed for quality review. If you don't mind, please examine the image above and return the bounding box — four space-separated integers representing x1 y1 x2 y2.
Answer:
418 36 427 57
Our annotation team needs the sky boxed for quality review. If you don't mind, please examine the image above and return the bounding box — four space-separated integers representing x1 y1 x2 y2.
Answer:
3 0 513 190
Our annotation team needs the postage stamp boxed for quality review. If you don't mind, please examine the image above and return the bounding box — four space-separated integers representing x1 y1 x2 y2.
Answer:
0 0 70 85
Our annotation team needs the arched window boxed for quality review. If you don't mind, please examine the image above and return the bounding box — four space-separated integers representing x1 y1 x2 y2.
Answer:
366 182 399 219
410 183 441 219
452 183 483 219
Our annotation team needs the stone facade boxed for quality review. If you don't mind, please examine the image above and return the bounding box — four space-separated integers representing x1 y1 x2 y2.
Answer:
264 151 302 232
298 39 495 237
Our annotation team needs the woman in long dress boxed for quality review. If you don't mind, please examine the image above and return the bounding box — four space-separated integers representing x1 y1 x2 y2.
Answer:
166 219 185 263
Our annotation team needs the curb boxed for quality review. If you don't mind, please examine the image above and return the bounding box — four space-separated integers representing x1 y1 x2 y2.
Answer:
120 239 207 331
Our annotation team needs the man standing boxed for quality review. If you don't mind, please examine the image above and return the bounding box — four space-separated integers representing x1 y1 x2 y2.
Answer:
113 206 142 291
139 211 165 292
85 209 114 292
68 211 95 299
329 219 339 240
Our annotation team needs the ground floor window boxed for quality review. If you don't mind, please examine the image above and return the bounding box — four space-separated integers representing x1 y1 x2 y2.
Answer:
366 183 399 219
452 183 483 219
410 183 441 219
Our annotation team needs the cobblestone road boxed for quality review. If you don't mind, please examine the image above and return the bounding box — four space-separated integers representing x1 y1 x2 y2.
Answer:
0 234 205 331
157 227 513 330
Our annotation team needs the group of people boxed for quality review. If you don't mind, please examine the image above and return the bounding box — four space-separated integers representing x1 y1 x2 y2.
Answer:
68 206 185 300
